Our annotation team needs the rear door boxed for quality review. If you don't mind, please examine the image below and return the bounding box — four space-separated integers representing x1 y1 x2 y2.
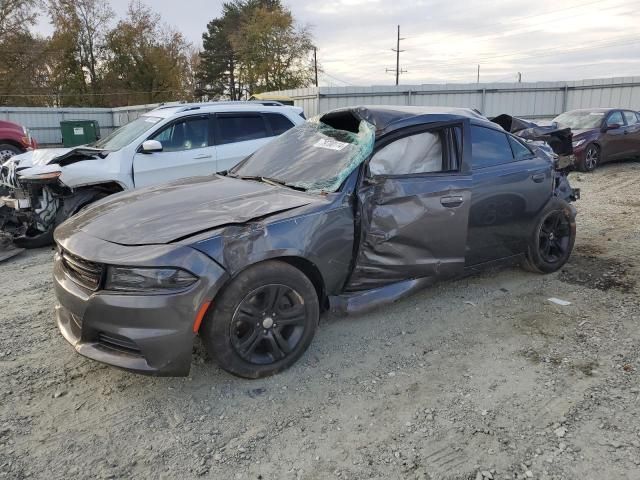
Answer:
622 111 640 157
132 115 216 188
465 125 552 266
346 121 472 291
213 113 274 172
601 110 627 160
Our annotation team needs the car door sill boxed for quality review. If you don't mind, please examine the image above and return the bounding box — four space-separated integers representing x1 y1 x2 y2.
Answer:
329 277 435 315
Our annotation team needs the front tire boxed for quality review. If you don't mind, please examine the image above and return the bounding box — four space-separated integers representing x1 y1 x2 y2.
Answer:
523 199 576 274
201 260 320 379
579 143 600 172
0 144 22 163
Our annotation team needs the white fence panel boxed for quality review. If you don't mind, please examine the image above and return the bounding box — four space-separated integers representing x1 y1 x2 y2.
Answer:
0 104 162 145
268 76 640 122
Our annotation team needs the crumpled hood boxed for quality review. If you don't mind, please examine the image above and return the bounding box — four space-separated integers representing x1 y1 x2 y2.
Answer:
56 175 318 246
6 146 105 169
8 148 73 168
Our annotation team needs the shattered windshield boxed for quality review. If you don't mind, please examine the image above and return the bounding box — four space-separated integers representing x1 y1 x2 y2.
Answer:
231 118 375 193
553 111 605 129
89 116 162 151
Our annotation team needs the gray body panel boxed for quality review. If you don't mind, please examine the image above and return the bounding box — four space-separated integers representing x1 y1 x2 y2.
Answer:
51 106 577 375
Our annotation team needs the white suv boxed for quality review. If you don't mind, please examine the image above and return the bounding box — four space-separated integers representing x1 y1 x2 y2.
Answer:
0 102 305 246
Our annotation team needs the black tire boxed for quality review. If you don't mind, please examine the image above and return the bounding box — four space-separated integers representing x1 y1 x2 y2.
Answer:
201 260 320 379
578 143 600 172
12 225 54 248
0 143 22 163
522 198 576 274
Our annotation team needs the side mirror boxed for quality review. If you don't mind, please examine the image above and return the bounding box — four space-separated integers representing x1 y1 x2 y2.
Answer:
603 123 621 132
141 139 163 153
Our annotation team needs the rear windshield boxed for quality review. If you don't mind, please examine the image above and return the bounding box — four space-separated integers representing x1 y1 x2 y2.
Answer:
90 116 162 151
553 111 605 129
231 119 375 193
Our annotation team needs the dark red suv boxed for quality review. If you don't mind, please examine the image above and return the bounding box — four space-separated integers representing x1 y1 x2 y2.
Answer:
0 120 37 162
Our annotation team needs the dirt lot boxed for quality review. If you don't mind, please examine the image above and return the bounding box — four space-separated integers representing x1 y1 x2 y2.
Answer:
1 162 640 480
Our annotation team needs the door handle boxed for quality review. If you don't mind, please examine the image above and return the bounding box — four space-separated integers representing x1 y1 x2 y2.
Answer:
440 195 464 208
531 173 545 183
623 130 629 135
194 154 213 160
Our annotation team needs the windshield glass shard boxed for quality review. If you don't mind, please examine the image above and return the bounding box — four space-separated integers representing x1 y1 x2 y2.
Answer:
231 118 375 194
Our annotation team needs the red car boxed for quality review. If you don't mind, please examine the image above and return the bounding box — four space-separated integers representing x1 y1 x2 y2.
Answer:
552 108 640 172
0 120 37 163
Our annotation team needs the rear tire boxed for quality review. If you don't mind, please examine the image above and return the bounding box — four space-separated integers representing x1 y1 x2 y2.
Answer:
201 260 320 379
522 198 576 274
578 143 600 172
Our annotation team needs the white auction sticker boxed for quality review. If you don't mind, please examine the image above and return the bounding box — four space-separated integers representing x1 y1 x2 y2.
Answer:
313 138 349 151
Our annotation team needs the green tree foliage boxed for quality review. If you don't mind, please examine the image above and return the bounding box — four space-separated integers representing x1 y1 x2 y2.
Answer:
102 1 191 106
198 0 315 100
0 0 51 106
48 0 114 106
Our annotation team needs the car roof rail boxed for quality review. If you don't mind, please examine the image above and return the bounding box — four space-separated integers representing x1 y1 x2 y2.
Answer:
149 100 290 114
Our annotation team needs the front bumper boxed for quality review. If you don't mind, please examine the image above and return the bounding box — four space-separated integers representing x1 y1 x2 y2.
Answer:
53 230 229 376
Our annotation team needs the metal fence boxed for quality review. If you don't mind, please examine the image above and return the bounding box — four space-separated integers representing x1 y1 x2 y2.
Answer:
266 76 640 120
4 77 640 145
0 103 168 146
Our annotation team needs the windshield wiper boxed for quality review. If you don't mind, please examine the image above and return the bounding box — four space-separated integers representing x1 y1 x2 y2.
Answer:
234 175 305 191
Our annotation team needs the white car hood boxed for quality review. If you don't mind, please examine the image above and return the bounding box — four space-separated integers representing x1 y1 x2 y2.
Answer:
8 148 75 168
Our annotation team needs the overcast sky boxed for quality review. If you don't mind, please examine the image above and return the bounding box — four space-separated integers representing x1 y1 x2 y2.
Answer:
35 0 640 86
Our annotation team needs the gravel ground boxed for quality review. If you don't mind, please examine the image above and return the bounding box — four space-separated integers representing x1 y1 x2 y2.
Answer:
1 162 640 480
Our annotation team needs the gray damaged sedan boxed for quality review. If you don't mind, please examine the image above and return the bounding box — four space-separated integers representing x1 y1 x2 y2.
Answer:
53 106 579 378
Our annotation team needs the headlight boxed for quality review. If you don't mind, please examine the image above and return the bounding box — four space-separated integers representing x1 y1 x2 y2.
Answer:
18 171 61 183
572 139 586 148
105 266 198 293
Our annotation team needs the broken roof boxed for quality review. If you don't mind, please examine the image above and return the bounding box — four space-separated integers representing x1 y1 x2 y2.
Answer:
319 105 498 137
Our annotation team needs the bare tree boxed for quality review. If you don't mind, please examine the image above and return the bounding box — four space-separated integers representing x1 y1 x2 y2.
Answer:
48 0 114 102
0 0 39 40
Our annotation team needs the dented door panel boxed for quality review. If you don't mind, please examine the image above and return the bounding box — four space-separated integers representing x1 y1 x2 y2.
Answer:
346 174 472 292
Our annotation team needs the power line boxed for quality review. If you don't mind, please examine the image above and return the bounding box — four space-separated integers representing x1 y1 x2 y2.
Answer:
320 71 355 86
406 35 640 70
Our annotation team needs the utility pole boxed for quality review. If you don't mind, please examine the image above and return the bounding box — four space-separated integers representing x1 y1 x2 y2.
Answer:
386 25 406 86
477 64 480 83
313 47 318 87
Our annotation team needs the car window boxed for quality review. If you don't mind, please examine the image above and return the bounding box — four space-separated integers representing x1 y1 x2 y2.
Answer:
636 112 640 123
264 113 295 136
606 111 624 127
370 131 445 176
471 126 514 169
217 115 268 145
150 117 209 152
623 111 638 125
508 135 533 161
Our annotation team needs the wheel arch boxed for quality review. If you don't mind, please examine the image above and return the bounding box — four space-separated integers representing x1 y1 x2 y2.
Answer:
0 139 26 152
217 255 328 311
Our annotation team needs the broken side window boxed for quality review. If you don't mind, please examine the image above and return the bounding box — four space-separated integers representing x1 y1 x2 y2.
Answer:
369 131 444 176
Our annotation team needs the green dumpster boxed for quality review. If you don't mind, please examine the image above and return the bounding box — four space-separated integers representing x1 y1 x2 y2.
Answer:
60 120 101 147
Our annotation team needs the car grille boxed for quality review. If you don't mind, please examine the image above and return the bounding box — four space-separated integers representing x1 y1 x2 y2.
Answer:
60 249 103 291
97 333 142 356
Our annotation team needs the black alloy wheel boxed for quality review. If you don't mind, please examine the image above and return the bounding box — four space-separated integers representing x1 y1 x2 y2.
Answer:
201 260 319 378
522 198 576 274
231 284 307 365
538 211 572 264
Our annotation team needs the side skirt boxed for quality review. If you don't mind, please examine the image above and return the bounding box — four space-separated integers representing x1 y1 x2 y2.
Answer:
329 277 435 315
329 253 527 316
